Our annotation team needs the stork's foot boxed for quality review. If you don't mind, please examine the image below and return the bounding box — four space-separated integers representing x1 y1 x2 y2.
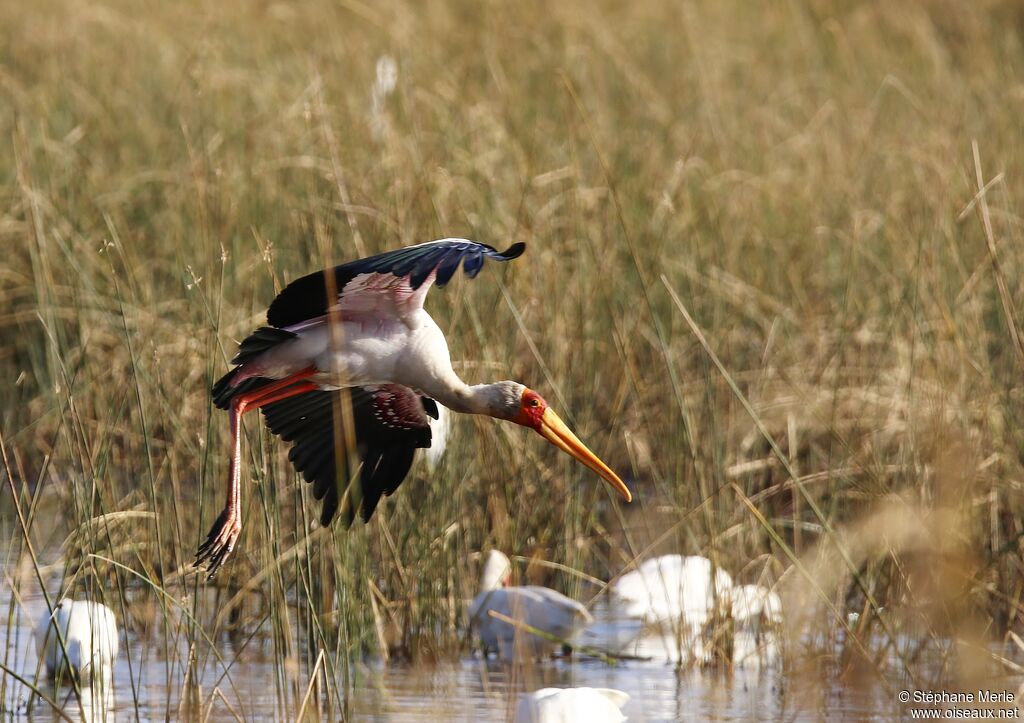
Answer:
194 508 241 579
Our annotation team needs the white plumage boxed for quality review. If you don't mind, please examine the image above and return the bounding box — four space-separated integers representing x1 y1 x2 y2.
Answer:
514 687 630 723
603 558 784 667
610 555 733 626
34 598 119 681
469 551 592 660
729 584 783 668
729 584 782 629
425 402 449 470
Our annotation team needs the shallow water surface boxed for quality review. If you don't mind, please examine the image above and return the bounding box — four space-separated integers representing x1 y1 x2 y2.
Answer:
6 579 1023 722
0 587 914 722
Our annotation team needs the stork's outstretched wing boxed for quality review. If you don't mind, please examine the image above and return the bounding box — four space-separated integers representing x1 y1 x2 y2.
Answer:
260 384 438 526
266 238 525 328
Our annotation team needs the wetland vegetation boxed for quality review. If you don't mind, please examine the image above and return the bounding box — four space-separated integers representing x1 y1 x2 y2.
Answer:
3 0 1024 718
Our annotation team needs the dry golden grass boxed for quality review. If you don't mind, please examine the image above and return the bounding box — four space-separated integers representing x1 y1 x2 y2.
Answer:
3 0 1024 717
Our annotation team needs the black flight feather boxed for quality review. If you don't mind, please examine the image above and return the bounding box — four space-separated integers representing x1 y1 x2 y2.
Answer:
261 386 435 526
266 239 526 329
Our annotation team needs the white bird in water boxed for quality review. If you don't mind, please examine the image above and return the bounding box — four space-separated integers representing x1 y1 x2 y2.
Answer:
196 240 632 577
729 584 783 668
610 555 733 626
469 550 592 660
515 687 629 723
729 584 782 631
34 598 119 682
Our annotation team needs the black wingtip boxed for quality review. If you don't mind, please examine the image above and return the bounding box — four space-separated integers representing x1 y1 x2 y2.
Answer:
501 242 526 260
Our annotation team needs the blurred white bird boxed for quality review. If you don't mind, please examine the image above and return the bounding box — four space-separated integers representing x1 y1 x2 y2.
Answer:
370 54 398 140
729 584 782 668
729 584 782 630
610 555 733 626
35 598 119 682
469 550 593 660
514 687 629 723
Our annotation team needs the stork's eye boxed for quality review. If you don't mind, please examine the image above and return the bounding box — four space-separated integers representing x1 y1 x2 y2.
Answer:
529 398 541 408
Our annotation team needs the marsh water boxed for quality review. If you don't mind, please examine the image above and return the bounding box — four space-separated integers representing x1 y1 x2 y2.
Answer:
2 544 1020 722
0 584 978 722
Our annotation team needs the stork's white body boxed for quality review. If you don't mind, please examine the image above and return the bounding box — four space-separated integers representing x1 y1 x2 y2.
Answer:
34 598 119 682
514 687 630 723
246 311 459 399
610 555 733 627
469 551 592 660
233 247 476 412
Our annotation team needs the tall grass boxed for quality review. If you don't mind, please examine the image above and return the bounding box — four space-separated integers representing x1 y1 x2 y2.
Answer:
3 0 1024 716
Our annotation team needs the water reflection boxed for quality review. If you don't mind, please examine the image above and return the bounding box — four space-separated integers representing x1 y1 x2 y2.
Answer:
32 684 115 723
348 602 787 721
352 652 781 722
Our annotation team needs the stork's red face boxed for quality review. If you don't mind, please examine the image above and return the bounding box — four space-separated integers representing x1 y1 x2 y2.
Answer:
513 389 632 503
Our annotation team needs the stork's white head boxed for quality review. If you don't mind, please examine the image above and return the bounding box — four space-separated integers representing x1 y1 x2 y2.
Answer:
475 381 527 420
480 550 512 592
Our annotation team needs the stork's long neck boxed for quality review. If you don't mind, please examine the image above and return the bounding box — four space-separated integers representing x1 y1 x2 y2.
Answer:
422 377 506 417
405 329 521 417
411 362 517 418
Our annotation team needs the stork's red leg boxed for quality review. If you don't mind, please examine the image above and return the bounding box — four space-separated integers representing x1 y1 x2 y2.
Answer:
195 368 318 578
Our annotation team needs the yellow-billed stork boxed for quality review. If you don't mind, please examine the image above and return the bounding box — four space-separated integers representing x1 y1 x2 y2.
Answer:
196 239 632 577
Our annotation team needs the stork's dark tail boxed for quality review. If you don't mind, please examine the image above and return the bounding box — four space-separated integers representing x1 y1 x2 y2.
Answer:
211 326 299 409
211 369 271 409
